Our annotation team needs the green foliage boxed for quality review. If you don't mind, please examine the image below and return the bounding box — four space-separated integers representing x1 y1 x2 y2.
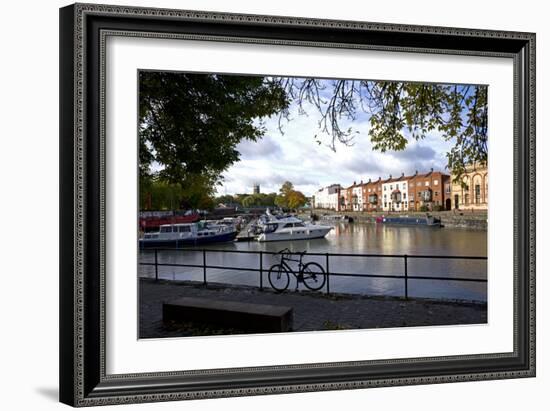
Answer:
419 205 429 212
214 193 278 208
277 78 488 179
140 175 215 211
287 190 307 209
139 71 288 184
272 182 307 210
279 181 294 197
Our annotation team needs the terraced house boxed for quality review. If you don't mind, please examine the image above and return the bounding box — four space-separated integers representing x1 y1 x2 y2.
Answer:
361 178 383 212
322 169 459 212
382 173 411 212
407 169 451 211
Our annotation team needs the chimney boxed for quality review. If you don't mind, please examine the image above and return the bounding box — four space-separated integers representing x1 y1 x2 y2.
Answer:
353 181 356 185
430 167 434 172
401 172 405 177
415 170 418 175
368 178 371 183
360 180 363 184
389 174 392 179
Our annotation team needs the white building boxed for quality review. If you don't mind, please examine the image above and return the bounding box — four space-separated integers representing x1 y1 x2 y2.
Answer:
352 181 364 211
313 184 342 210
382 174 410 212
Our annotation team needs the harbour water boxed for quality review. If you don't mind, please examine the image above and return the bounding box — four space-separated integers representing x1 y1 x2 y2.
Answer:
138 222 487 302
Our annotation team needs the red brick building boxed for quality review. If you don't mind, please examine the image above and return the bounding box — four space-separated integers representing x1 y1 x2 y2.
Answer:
406 169 451 211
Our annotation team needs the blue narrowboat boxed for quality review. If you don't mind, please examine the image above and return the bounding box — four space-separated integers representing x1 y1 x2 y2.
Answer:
376 214 442 227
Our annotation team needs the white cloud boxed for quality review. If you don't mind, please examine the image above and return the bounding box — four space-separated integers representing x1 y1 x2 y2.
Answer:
218 101 452 196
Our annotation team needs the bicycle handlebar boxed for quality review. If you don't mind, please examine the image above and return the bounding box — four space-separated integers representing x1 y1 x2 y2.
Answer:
277 248 307 256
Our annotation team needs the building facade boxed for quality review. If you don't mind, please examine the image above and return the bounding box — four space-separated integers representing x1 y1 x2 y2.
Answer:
450 164 488 210
314 169 457 213
407 169 450 211
313 184 342 210
361 178 383 212
382 174 411 212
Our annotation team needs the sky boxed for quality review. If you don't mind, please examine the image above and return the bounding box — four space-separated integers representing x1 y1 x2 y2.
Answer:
217 92 453 197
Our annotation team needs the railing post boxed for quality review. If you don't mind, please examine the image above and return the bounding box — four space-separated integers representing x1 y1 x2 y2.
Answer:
154 249 159 282
325 253 330 295
259 251 263 291
404 254 408 299
203 249 207 287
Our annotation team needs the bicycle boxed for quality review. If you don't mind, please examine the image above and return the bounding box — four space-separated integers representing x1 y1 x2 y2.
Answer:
268 248 326 292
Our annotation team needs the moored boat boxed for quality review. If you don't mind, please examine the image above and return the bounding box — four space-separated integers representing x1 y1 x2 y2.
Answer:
321 214 353 223
375 214 441 227
255 210 333 242
139 221 237 248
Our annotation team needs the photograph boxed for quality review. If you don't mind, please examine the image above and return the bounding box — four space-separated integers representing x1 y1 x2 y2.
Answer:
137 71 489 338
55 1 536 407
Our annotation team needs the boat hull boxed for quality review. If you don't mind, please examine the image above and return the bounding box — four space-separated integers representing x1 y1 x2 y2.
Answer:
377 216 441 227
139 231 238 248
257 227 332 242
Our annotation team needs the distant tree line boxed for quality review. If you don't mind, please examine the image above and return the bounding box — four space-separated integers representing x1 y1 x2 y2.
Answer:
140 180 308 211
215 181 308 210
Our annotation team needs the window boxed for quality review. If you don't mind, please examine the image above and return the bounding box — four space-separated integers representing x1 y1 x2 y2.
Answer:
425 181 429 186
403 193 407 200
403 183 407 189
417 182 421 186
475 184 481 204
435 191 439 197
434 180 439 185
178 226 191 232
390 185 393 190
160 226 172 233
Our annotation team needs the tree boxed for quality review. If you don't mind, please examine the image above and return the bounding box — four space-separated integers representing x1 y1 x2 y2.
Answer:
279 181 294 197
140 72 487 203
274 195 288 209
271 78 487 180
273 182 306 210
287 190 307 209
139 71 288 187
140 175 216 211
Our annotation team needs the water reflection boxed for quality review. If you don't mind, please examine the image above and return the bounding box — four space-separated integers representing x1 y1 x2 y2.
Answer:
139 223 487 301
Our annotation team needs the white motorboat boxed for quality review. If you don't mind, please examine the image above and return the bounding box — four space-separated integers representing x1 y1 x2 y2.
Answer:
255 210 332 242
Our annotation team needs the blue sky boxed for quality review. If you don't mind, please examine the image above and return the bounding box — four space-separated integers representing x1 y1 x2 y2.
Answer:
218 93 453 197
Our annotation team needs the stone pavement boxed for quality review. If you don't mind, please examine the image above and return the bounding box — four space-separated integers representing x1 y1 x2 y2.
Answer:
139 278 487 338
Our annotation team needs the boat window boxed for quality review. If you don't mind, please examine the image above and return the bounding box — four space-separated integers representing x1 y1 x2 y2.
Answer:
294 222 305 227
283 223 294 228
160 226 172 233
178 226 191 232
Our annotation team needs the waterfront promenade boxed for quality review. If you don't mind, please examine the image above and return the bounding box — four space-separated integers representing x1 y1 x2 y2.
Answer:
139 278 487 338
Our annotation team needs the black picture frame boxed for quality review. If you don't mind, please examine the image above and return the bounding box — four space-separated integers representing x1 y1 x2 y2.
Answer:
59 3 536 407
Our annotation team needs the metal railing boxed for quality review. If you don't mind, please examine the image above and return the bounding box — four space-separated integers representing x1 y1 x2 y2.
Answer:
139 248 487 299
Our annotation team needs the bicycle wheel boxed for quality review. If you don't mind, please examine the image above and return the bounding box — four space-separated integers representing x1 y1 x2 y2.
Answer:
268 264 290 292
302 262 326 291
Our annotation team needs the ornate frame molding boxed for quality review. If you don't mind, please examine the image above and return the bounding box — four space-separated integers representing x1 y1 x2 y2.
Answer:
60 3 535 407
